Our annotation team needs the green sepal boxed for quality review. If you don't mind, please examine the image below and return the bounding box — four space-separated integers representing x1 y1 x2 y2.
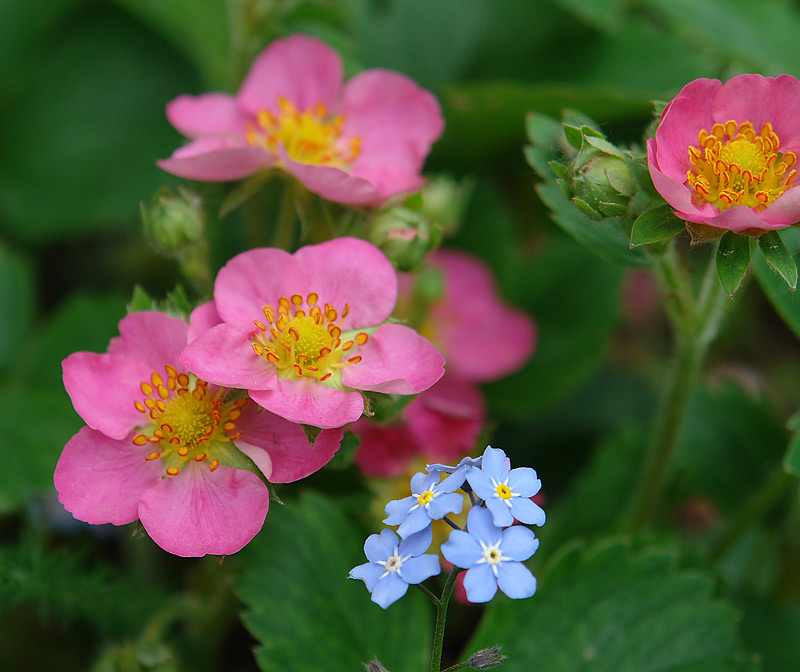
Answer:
211 442 268 483
686 221 727 245
629 204 685 246
716 232 751 297
218 171 272 219
597 201 628 217
302 424 323 447
758 231 798 290
584 134 626 159
548 160 569 180
573 197 603 220
563 124 584 149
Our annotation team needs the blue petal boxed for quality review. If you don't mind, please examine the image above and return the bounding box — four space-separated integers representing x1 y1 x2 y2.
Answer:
441 529 482 568
349 562 384 592
466 467 495 501
437 467 468 493
426 492 463 520
507 467 541 497
485 497 514 528
384 496 415 525
410 470 438 494
364 529 399 563
509 496 546 527
397 505 432 538
496 561 537 599
400 526 433 557
480 446 510 482
466 507 502 545
500 526 539 562
400 554 440 584
371 573 409 609
463 564 498 603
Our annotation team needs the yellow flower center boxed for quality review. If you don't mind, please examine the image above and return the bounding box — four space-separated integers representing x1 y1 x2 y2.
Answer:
686 120 797 211
495 483 512 500
483 545 503 566
417 490 434 506
246 98 361 168
250 293 368 386
131 366 246 476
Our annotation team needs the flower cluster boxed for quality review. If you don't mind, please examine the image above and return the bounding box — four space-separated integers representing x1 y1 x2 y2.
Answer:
55 236 444 557
349 446 544 607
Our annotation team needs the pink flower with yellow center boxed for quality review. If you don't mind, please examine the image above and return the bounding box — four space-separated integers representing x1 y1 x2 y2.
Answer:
157 34 443 205
55 311 342 557
648 74 800 234
180 237 445 429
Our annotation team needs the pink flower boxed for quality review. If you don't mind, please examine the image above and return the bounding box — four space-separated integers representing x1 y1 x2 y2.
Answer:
648 74 800 234
413 250 536 382
180 237 445 429
54 311 342 557
158 34 443 205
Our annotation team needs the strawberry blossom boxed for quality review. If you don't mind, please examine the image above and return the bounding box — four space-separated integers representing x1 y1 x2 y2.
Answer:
648 74 800 234
158 34 443 205
180 237 445 429
55 311 342 557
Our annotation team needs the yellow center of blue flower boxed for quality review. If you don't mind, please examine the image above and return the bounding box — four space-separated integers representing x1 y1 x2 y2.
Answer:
417 490 434 506
246 98 361 168
131 366 246 476
250 293 369 385
686 120 797 211
495 483 512 500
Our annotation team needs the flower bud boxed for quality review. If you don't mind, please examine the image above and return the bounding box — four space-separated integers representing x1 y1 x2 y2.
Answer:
141 187 205 253
368 207 440 272
416 175 473 236
573 155 637 216
467 645 508 669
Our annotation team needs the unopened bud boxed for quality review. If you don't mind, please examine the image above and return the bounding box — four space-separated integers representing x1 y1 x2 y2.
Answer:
467 645 508 669
142 187 205 253
369 207 440 272
574 155 637 216
416 175 473 236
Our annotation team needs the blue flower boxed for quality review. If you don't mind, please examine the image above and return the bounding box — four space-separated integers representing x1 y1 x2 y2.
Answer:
349 527 440 609
426 455 483 476
466 446 545 528
441 506 539 603
384 469 465 538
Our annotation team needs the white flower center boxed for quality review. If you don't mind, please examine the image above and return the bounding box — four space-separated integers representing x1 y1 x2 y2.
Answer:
379 547 406 578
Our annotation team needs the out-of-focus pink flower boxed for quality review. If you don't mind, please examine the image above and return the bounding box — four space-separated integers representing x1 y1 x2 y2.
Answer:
354 374 486 477
158 34 443 206
648 74 800 234
181 237 445 429
415 250 536 382
55 311 342 557
354 249 534 476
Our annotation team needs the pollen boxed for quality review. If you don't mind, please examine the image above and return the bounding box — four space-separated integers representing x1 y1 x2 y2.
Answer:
250 292 369 384
495 483 513 500
131 364 249 477
686 120 797 211
245 98 361 168
417 490 435 506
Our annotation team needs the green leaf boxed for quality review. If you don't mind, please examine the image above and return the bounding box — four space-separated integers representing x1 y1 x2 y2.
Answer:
235 493 431 672
758 231 797 290
753 228 800 339
469 540 757 672
630 204 686 246
538 182 648 268
716 232 751 297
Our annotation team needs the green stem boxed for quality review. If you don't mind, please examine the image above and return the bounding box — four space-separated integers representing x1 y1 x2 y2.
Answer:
415 582 440 605
429 566 460 672
629 243 730 529
710 468 796 560
273 181 298 249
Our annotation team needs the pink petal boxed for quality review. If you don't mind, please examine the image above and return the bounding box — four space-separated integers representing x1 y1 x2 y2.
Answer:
654 95 711 179
759 186 800 227
237 34 343 116
63 352 154 440
214 247 308 330
234 404 343 482
180 323 277 390
107 311 189 373
647 140 712 218
139 463 269 557
341 69 443 171
341 323 444 394
293 237 398 329
430 251 536 382
158 139 275 181
54 427 162 526
405 376 486 462
165 93 248 139
348 160 426 201
352 419 419 478
250 376 364 429
280 154 382 204
680 205 786 233
187 301 222 343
